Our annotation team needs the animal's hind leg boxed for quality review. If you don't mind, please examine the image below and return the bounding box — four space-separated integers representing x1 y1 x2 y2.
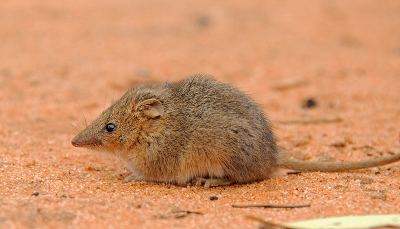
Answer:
191 177 233 188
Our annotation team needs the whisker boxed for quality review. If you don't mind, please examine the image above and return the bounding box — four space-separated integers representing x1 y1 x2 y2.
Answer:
83 114 88 127
70 121 80 132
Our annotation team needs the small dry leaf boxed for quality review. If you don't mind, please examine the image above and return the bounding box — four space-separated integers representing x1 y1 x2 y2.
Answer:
249 214 400 229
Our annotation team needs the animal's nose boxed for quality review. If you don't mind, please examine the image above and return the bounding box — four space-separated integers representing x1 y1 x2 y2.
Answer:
71 136 82 147
71 134 102 147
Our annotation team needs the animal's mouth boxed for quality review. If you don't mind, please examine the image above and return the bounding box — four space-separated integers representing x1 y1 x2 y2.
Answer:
71 134 102 147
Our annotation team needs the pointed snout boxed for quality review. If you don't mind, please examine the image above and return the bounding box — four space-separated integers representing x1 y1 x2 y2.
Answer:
71 133 102 147
71 135 83 147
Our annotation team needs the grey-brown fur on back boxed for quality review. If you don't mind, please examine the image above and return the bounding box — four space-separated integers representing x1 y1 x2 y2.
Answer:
127 75 278 184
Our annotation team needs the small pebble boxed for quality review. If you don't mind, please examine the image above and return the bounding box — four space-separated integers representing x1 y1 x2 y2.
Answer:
209 195 219 201
31 191 39 196
371 167 381 175
302 98 317 109
330 140 347 148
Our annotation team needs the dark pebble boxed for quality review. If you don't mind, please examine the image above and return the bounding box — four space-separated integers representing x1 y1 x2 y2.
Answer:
302 98 317 108
209 195 219 201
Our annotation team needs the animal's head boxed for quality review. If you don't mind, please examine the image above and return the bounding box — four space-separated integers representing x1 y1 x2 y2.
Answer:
71 86 166 153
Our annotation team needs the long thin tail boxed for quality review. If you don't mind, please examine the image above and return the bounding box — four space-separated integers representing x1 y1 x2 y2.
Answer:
277 152 400 172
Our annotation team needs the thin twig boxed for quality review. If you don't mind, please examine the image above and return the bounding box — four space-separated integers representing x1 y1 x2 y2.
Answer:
232 203 310 209
276 117 342 125
83 114 88 127
155 210 203 219
286 171 302 175
172 210 203 215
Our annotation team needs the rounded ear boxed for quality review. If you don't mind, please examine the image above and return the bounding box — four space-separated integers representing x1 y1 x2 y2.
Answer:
135 98 164 118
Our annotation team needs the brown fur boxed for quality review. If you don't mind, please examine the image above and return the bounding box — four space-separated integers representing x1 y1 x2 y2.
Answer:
71 75 400 186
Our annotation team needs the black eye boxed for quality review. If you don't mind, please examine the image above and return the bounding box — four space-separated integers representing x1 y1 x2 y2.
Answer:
105 123 116 132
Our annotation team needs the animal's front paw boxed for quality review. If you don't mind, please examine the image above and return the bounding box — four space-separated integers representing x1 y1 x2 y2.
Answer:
190 177 233 188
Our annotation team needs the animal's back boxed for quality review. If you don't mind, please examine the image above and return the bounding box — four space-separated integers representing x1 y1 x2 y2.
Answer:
161 76 278 184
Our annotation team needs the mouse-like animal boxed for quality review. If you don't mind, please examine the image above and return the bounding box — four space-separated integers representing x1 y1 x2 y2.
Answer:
71 76 400 187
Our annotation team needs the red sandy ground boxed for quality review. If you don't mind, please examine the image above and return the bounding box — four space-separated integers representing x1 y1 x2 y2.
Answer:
0 0 399 228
